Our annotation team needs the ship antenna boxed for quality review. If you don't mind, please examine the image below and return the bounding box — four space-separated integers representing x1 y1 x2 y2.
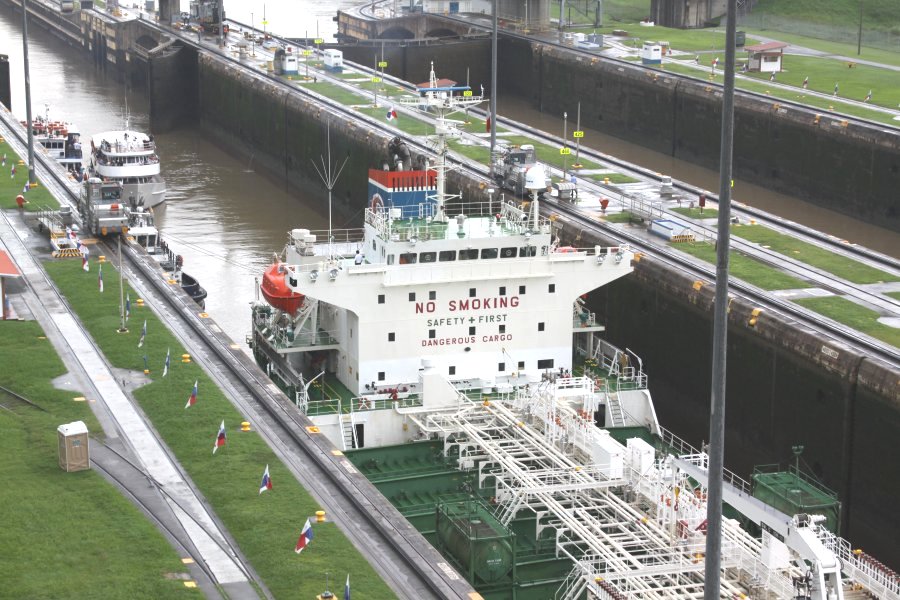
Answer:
311 121 349 259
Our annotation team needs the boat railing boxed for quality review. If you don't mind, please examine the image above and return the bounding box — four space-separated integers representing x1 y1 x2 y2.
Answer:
658 427 755 497
819 530 900 597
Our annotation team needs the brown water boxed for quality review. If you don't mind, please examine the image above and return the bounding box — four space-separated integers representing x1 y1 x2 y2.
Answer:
2 7 897 345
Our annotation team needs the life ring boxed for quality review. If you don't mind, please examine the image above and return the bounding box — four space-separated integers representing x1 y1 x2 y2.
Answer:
370 193 384 212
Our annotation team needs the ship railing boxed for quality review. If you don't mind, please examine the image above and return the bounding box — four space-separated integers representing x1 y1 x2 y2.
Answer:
752 463 839 501
658 427 754 497
817 528 900 597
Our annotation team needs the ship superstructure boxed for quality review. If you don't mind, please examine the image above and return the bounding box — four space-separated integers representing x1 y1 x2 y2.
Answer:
89 125 166 208
248 66 898 600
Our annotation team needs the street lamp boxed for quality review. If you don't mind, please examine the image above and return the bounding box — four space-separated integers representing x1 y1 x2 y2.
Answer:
562 111 568 180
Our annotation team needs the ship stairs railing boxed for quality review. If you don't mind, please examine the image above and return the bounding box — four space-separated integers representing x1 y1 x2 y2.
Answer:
658 427 755 497
817 528 900 598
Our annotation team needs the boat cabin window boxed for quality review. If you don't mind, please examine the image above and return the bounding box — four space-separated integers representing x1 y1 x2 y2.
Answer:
409 292 416 301
101 189 121 200
438 250 456 262
537 359 554 369
378 371 385 381
480 248 498 259
429 291 436 300
378 294 385 304
500 325 506 334
420 251 437 263
520 246 537 257
387 254 395 265
399 252 417 264
372 239 377 251
469 288 477 297
498 362 505 372
500 247 517 258
458 249 478 260
549 284 556 293
519 285 527 294
518 360 525 369
499 286 506 296
449 366 456 375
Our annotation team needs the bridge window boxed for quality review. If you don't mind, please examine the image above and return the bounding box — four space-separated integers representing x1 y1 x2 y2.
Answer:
439 250 456 262
481 248 498 259
501 247 517 258
458 249 478 260
399 252 417 264
520 246 536 257
420 251 436 263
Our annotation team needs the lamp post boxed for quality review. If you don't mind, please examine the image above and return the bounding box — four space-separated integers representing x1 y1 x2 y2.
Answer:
562 111 568 180
22 0 35 187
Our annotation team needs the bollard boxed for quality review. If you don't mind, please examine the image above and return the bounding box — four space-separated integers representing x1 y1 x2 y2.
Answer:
98 255 106 263
315 510 326 523
241 421 251 432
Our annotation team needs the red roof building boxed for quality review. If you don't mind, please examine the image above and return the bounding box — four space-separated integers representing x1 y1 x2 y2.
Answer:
745 42 789 73
0 250 22 320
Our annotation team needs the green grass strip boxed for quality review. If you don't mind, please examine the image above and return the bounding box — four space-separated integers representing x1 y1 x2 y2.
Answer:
0 139 60 211
676 241 810 290
302 81 370 106
732 224 898 284
593 23 762 52
671 206 719 219
43 259 395 599
357 107 435 136
600 211 637 223
794 296 900 348
0 321 198 599
587 172 640 184
887 291 900 301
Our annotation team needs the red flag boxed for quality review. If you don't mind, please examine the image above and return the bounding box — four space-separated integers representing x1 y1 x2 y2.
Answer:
212 420 226 454
485 116 491 133
295 519 314 553
185 380 198 409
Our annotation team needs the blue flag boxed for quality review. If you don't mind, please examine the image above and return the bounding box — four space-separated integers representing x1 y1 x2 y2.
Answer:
344 574 350 600
125 293 131 321
138 319 147 348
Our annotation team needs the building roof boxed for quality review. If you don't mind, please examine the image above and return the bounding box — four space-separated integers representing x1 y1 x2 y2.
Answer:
745 41 789 53
416 78 457 88
0 250 21 278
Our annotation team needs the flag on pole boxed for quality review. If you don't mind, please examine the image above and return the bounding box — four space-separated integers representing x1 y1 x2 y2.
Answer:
864 89 872 102
802 76 809 89
185 380 198 408
294 519 314 554
163 348 170 377
138 319 147 348
833 82 839 97
98 263 104 293
711 57 718 67
344 574 350 600
81 251 89 272
769 71 776 81
22 183 29 195
213 420 226 454
385 106 397 121
259 464 272 494
125 293 131 321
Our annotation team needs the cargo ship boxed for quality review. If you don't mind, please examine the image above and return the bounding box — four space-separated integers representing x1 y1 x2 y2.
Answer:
249 66 898 600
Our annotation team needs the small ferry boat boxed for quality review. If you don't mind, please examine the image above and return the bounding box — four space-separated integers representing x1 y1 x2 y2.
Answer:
89 122 166 208
248 66 897 600
24 105 83 172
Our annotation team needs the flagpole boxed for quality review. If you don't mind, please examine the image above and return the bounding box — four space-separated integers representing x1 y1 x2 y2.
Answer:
117 235 128 333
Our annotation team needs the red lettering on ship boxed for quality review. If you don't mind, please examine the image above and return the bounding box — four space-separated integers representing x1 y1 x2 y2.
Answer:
421 336 475 347
415 301 437 314
482 334 512 343
449 296 519 312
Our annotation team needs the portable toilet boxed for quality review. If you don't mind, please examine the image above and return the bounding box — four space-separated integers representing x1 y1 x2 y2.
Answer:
283 47 298 75
58 421 90 472
323 49 343 73
641 41 662 65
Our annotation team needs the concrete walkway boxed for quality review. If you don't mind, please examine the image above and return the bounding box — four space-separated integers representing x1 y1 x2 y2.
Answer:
0 208 257 599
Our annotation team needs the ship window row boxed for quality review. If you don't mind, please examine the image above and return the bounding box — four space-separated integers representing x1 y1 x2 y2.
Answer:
403 286 534 303
378 360 552 381
390 324 506 341
391 246 545 265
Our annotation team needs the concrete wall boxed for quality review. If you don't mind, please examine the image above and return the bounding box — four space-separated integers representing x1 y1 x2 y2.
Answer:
499 39 900 232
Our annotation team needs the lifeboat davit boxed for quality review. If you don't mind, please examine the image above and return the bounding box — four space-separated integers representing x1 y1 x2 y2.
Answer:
260 261 304 315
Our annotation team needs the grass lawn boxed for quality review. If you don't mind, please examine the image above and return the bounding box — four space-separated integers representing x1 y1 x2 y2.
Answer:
598 25 760 52
676 241 810 290
0 139 60 211
301 81 369 106
588 172 640 184
601 211 638 223
732 224 898 285
656 62 900 126
887 291 900 301
0 321 198 599
794 296 900 348
737 28 900 68
671 206 719 219
43 260 396 599
449 140 491 164
741 55 900 110
358 106 435 136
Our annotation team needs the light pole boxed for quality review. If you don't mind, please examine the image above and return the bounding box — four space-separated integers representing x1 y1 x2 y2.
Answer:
22 0 35 186
490 0 498 170
857 0 863 55
562 111 568 180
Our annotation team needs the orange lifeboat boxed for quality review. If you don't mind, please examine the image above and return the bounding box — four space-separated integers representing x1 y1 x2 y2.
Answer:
260 260 304 315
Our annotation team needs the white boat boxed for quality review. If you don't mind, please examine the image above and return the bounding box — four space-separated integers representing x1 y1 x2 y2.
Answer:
24 105 83 172
249 66 899 600
89 125 166 208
